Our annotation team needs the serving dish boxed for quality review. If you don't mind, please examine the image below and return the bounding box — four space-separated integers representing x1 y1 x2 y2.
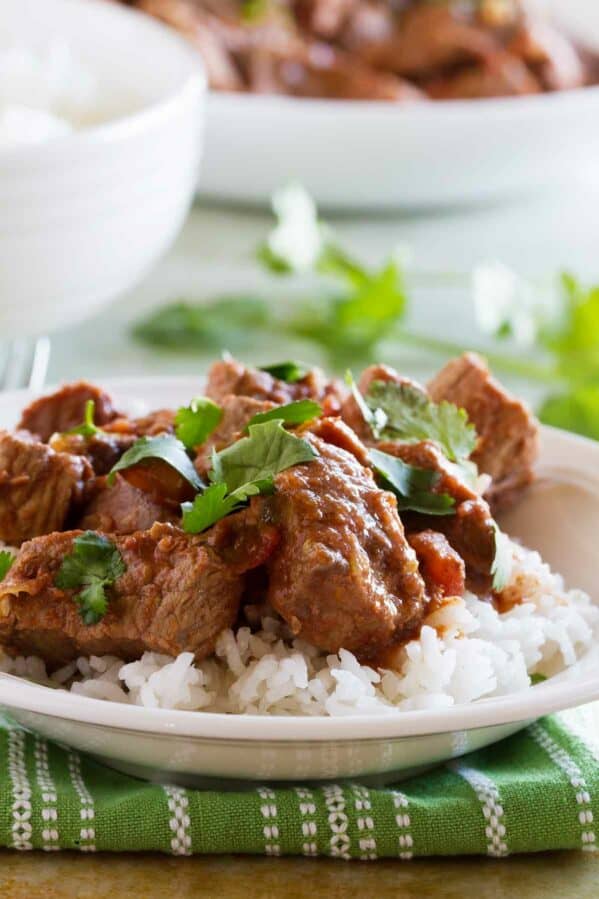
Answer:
0 376 597 787
0 0 205 336
200 0 599 210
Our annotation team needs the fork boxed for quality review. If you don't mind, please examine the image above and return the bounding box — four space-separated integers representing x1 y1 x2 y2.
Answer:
0 337 51 392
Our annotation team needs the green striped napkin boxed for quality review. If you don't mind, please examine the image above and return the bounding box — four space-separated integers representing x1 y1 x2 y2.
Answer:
1 705 597 859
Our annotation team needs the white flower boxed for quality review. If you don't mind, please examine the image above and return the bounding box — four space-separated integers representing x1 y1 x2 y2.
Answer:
472 261 538 346
266 183 326 272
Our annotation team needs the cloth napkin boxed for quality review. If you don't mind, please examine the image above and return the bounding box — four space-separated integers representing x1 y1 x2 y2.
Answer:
1 705 597 859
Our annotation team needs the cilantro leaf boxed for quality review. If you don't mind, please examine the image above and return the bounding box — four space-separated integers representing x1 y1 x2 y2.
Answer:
246 399 322 429
182 419 313 533
213 420 317 493
538 385 599 440
0 551 14 581
132 296 270 351
367 381 477 463
530 673 548 685
175 397 223 450
55 532 126 626
65 400 103 438
345 371 388 439
108 435 204 492
491 522 512 592
259 361 309 383
369 448 455 516
182 480 269 534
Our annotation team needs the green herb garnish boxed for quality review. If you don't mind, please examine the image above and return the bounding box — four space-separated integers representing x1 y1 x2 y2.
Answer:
368 447 455 516
65 400 103 438
246 399 322 430
108 435 204 491
259 361 309 383
182 480 271 534
182 420 316 533
132 296 269 352
212 419 316 493
530 673 548 685
175 397 222 451
367 381 477 463
0 551 14 581
345 371 388 439
131 186 599 445
491 522 512 592
55 532 126 625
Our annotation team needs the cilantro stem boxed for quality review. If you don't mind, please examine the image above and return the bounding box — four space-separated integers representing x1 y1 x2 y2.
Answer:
394 330 559 385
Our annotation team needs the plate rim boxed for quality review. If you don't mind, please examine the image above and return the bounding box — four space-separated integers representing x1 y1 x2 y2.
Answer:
0 375 598 743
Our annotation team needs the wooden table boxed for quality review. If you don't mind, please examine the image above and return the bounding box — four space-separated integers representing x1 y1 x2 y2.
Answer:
0 852 597 899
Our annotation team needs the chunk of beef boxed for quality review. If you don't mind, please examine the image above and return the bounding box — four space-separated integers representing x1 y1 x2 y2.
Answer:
428 353 539 510
195 395 275 476
49 409 175 476
79 475 180 535
206 358 330 405
0 432 91 546
78 452 197 536
426 54 541 100
344 3 500 78
407 530 465 604
49 432 136 477
307 415 370 466
508 21 585 92
247 42 424 100
18 382 118 443
103 408 176 439
377 439 496 594
0 518 278 668
264 421 427 660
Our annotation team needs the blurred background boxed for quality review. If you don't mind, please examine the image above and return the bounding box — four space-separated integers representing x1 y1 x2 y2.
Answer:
3 0 599 437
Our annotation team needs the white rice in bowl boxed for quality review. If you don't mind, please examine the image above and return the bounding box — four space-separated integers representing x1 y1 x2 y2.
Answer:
1 541 597 716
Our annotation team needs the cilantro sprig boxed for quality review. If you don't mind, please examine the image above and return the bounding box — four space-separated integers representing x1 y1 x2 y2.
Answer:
175 397 222 451
65 400 103 438
182 419 316 533
246 399 322 430
55 532 126 625
369 448 455 516
212 419 316 493
133 186 599 444
182 481 271 534
366 381 477 463
108 434 204 492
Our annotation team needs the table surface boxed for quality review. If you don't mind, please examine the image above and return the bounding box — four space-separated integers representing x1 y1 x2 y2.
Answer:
1 850 598 899
7 181 599 894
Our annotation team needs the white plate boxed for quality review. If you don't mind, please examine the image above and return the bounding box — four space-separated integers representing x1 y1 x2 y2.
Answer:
199 0 599 210
0 377 598 787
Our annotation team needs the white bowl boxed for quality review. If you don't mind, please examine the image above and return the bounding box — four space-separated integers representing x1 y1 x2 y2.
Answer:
0 0 206 336
0 377 597 787
200 0 599 210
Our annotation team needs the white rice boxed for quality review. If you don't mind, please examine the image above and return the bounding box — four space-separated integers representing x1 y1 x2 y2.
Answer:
1 541 597 716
